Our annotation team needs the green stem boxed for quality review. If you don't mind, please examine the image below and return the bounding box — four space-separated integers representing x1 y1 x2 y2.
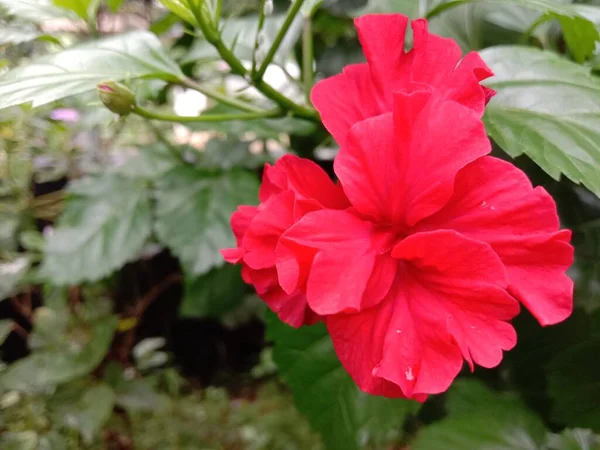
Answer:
133 105 284 122
255 0 305 81
180 77 261 113
520 14 551 44
302 18 314 104
214 0 223 24
192 5 318 121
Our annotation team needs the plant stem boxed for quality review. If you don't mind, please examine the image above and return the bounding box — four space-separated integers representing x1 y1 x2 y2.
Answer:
133 105 284 122
191 0 319 121
520 14 551 44
214 0 223 24
255 0 305 81
302 18 314 104
180 77 262 113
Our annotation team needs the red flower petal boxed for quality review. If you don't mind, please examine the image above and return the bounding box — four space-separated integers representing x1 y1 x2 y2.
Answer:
243 191 295 270
497 231 573 326
259 154 349 210
329 230 517 398
414 156 574 325
311 14 493 147
310 64 385 148
355 14 409 87
276 210 397 315
335 90 490 227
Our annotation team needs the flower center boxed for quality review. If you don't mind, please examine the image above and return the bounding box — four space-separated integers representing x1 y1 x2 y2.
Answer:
373 226 405 255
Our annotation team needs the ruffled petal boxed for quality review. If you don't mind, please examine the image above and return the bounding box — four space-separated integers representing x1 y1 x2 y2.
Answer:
242 191 295 270
335 90 490 227
276 210 397 315
444 52 495 116
260 154 349 209
311 64 387 148
355 14 410 87
414 157 574 325
329 230 517 398
497 231 573 326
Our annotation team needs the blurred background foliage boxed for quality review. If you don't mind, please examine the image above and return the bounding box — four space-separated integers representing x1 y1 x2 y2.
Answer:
0 0 600 449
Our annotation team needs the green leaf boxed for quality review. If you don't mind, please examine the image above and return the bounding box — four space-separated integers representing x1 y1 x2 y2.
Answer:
266 313 420 450
0 256 30 300
0 26 40 46
0 319 13 345
427 0 600 63
180 265 246 318
0 316 117 391
411 379 547 450
0 31 184 110
547 332 600 432
482 46 600 198
547 429 600 450
0 0 80 22
106 0 125 12
154 167 259 275
193 137 273 170
114 144 181 179
49 383 116 443
53 0 98 20
40 173 153 284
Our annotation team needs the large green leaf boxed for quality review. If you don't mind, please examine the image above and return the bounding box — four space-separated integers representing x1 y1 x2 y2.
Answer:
114 144 181 179
0 316 117 391
266 313 420 450
40 173 153 284
482 46 600 198
428 0 600 63
0 31 183 110
180 265 247 318
0 0 80 22
154 167 259 275
412 379 547 450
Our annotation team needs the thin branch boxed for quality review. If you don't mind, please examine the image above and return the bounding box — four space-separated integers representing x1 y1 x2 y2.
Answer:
302 18 314 104
180 77 262 113
132 105 284 122
254 0 305 81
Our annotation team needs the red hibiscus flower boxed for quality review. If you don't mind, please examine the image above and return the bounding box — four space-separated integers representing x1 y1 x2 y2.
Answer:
276 87 573 399
311 13 495 148
222 13 573 399
221 155 349 328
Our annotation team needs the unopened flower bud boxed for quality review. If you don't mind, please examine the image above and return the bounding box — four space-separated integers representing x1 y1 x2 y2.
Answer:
264 0 273 16
257 31 266 46
97 81 136 116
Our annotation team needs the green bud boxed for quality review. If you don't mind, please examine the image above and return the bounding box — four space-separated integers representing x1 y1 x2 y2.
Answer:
97 81 136 115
